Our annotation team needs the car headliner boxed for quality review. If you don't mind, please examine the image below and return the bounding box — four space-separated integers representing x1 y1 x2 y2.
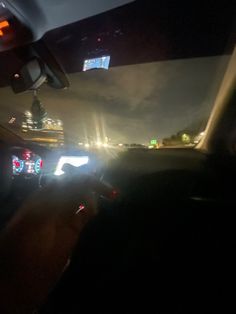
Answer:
0 0 235 88
4 0 134 40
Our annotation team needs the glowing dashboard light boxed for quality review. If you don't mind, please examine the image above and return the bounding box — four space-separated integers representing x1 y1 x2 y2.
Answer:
54 156 89 176
12 156 24 175
76 203 86 214
35 159 43 174
22 150 32 161
14 160 21 168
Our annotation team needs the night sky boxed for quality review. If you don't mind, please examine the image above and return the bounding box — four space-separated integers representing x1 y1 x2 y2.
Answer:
0 55 229 144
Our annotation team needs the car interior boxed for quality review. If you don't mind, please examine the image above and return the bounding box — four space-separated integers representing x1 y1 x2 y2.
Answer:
0 1 236 313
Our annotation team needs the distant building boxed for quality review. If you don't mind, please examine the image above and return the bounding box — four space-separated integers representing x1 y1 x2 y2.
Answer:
7 111 64 148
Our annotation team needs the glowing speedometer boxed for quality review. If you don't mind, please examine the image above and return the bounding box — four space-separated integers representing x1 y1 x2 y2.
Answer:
12 155 24 175
35 158 43 174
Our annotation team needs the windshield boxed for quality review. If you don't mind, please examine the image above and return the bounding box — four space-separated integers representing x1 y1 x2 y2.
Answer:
1 1 236 313
0 55 230 148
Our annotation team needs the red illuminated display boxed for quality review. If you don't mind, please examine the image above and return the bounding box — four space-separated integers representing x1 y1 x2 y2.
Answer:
22 150 31 161
13 160 21 168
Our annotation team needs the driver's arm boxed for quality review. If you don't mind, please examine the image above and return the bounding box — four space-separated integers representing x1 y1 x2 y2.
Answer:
0 176 110 314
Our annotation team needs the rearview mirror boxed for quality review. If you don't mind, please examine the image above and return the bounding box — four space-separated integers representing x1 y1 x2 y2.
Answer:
11 58 47 93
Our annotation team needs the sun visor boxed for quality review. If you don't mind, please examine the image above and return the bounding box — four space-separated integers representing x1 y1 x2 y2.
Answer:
2 0 134 47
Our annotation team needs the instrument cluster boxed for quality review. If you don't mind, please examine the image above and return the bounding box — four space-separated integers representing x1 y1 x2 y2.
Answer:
11 148 43 176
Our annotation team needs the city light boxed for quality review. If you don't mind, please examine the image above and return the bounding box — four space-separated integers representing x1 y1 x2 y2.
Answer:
8 117 16 124
96 141 102 147
182 133 190 144
150 139 157 145
24 110 32 117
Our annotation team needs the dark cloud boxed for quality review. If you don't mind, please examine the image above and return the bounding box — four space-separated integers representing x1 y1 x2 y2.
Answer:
0 55 230 143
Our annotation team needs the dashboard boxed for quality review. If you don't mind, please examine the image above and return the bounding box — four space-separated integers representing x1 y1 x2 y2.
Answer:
11 147 43 176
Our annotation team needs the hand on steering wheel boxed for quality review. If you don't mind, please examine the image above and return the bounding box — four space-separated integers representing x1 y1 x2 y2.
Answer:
0 174 113 314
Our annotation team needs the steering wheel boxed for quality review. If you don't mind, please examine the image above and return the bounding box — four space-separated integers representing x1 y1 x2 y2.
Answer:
0 142 12 202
